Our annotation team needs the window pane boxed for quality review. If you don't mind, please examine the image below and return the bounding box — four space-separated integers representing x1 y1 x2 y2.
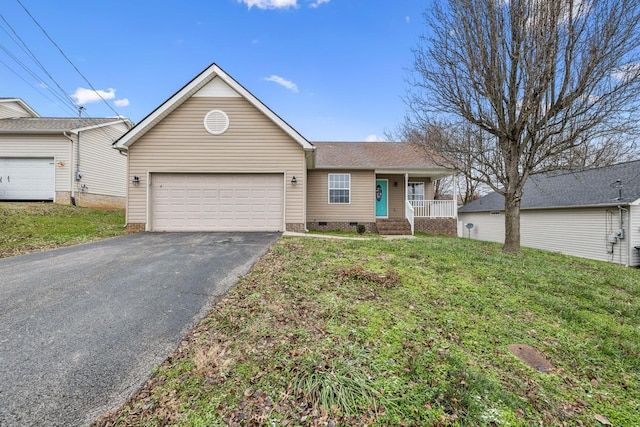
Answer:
329 174 350 204
329 189 349 203
408 183 425 206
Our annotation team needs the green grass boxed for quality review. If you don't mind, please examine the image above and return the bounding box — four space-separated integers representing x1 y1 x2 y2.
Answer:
0 202 126 258
96 236 639 426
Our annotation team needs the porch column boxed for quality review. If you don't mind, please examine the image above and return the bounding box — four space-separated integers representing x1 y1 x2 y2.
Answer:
405 173 408 201
452 174 458 217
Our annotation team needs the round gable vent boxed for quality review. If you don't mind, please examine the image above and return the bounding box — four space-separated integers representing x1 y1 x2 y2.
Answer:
204 109 229 135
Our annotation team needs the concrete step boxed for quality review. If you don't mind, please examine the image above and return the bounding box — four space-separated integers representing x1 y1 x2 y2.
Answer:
376 219 412 235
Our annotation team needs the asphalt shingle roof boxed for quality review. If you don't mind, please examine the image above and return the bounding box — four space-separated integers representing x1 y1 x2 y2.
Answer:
0 117 119 132
459 160 640 212
313 141 445 169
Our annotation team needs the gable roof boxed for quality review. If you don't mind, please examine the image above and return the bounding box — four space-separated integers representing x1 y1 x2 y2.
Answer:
459 160 640 212
0 98 39 118
312 141 452 175
0 117 130 134
114 63 314 151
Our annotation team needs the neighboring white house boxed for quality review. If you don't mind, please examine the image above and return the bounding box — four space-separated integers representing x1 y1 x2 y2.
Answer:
458 160 640 267
0 98 131 208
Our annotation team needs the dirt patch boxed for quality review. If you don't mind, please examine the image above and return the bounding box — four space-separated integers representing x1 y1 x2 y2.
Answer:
508 344 554 373
337 267 400 288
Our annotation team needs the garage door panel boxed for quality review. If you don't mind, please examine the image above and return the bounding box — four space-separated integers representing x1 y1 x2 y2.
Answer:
151 173 283 231
0 158 55 201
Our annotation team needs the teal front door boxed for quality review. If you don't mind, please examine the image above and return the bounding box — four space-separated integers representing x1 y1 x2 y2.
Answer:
375 180 388 217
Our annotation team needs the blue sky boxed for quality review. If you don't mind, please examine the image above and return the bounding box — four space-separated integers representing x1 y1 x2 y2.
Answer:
0 0 428 141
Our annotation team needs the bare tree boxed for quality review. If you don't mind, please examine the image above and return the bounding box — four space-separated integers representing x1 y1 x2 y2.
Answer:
396 122 488 204
407 0 640 252
546 135 638 170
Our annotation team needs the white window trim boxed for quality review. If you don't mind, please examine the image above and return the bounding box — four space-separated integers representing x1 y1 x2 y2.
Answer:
328 173 351 204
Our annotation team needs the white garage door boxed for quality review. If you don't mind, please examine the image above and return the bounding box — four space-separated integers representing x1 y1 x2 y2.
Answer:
151 173 284 231
0 158 55 201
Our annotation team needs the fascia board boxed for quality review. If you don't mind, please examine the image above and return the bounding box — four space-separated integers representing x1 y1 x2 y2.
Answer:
71 119 131 133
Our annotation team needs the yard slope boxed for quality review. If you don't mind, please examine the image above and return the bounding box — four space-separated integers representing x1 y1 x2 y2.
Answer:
96 236 639 426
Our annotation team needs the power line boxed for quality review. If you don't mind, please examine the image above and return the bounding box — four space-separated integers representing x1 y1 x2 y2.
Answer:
14 0 123 118
0 13 77 110
0 57 77 115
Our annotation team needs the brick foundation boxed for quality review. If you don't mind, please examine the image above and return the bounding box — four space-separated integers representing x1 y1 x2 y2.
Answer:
55 191 125 209
414 218 457 236
286 223 306 233
55 192 71 205
307 221 377 233
127 223 146 233
74 193 125 209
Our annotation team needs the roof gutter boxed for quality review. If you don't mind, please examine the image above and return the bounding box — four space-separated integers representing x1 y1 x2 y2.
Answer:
460 202 632 213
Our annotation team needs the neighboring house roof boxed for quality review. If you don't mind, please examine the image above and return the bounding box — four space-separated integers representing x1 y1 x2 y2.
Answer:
0 98 39 118
459 160 640 212
312 141 451 175
0 117 130 134
114 63 314 151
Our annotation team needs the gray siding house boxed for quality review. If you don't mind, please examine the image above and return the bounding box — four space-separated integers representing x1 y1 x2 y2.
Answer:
458 161 640 266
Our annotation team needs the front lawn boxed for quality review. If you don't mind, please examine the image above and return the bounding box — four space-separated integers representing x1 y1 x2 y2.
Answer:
0 203 126 258
97 235 639 426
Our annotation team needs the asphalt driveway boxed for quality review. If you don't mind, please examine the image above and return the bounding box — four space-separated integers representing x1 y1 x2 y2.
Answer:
0 232 280 427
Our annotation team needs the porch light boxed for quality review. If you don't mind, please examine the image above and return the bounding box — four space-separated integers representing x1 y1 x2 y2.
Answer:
132 176 140 186
291 176 297 186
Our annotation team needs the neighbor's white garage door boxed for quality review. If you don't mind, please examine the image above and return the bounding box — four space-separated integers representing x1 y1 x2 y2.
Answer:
151 173 284 231
0 157 55 201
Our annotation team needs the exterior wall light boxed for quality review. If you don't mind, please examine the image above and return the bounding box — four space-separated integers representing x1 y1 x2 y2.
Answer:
291 176 297 186
132 176 140 186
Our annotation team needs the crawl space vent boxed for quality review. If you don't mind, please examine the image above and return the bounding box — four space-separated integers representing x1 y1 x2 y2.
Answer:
204 109 229 135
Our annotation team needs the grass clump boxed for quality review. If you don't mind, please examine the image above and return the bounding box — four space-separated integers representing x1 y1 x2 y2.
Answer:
0 202 126 258
95 235 640 426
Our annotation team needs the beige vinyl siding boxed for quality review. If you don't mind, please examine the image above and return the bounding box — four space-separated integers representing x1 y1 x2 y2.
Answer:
0 134 71 193
307 169 375 222
75 123 128 197
460 207 633 265
127 96 306 225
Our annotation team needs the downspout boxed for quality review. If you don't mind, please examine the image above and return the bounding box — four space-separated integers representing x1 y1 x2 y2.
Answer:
620 205 631 267
63 131 76 205
76 130 81 181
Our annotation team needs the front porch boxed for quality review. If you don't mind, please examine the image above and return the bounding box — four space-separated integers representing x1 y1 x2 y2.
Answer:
375 172 458 236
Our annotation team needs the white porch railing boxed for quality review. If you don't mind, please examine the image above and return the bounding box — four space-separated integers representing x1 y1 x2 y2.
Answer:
409 200 457 218
405 200 415 235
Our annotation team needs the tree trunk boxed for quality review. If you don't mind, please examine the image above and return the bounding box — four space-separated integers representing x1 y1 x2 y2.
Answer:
503 191 522 253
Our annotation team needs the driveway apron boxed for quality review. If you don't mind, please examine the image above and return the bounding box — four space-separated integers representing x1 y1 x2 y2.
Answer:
0 232 280 426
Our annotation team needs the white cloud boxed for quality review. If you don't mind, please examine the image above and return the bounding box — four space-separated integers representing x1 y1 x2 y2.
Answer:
365 134 384 142
114 98 130 107
71 87 116 105
309 0 330 8
612 63 640 82
238 0 297 9
265 75 299 93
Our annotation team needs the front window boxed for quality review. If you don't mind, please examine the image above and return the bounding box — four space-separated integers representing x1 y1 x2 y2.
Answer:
408 182 425 207
329 173 350 204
